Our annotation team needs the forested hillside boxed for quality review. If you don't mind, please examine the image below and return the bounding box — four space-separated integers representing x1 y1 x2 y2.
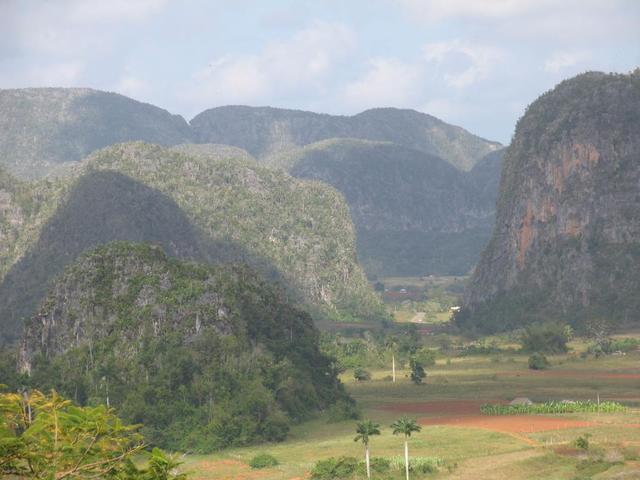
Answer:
0 143 384 343
191 106 501 171
285 139 502 276
20 242 350 452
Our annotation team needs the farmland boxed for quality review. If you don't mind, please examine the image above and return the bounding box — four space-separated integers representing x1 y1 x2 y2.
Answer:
182 333 640 479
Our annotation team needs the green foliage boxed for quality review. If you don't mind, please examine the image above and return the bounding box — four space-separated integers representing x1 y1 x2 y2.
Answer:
409 359 426 385
575 434 591 450
354 368 372 382
520 323 569 354
528 353 550 370
411 348 436 367
310 456 359 480
480 401 626 415
0 388 186 479
389 456 443 474
249 453 279 469
354 419 381 446
22 243 349 453
326 398 361 423
390 416 421 438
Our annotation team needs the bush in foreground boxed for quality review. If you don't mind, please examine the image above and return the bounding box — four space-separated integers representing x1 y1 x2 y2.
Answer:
0 388 186 479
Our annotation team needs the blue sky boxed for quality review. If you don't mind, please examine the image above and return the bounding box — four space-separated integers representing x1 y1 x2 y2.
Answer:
1 0 639 143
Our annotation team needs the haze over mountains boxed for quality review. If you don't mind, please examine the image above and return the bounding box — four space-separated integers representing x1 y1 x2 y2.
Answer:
0 87 504 290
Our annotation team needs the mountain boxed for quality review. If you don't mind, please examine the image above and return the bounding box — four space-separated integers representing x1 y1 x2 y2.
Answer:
0 170 272 344
285 139 502 276
461 70 640 332
19 242 349 451
0 88 192 178
191 106 501 171
0 143 384 343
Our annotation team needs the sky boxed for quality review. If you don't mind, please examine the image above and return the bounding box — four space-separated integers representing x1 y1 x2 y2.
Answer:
1 0 639 144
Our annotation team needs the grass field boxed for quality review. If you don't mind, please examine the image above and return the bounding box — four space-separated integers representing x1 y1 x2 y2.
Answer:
180 342 640 480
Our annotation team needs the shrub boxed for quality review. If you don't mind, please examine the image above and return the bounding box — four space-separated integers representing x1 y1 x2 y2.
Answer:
353 368 371 382
528 352 550 370
310 456 359 480
411 348 436 367
326 398 361 422
389 456 443 473
409 359 426 384
249 453 279 469
575 434 591 450
520 323 569 353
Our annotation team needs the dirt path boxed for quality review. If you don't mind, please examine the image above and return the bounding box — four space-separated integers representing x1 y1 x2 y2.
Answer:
442 449 543 480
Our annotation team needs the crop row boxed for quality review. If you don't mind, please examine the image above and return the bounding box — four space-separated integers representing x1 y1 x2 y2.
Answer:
480 400 627 415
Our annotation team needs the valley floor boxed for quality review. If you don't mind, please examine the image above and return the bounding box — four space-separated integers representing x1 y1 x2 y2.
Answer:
181 344 640 479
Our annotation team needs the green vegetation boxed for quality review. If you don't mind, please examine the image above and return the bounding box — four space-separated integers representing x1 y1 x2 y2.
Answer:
480 400 627 415
192 106 501 171
390 417 422 480
520 323 570 354
0 143 386 344
286 139 499 277
0 88 193 179
0 388 185 479
20 243 349 453
354 419 381 479
528 353 550 370
409 360 426 385
249 453 279 469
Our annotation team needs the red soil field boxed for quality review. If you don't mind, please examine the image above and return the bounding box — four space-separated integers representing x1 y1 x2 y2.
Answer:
419 415 596 434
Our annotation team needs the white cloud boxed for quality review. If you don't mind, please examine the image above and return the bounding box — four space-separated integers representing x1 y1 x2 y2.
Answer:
184 22 356 106
423 40 504 88
394 0 540 21
343 58 423 109
393 0 640 44
544 50 592 73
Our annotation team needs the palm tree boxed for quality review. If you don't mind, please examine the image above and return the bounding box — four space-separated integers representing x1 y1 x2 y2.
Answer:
354 419 381 479
391 416 422 480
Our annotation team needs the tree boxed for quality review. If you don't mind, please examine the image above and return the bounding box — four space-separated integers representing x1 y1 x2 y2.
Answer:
353 419 381 480
353 368 371 382
391 416 422 480
0 388 186 479
409 359 426 385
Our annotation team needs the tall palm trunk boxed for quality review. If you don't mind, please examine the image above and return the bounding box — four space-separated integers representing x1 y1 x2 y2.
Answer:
392 354 396 382
365 443 371 479
404 438 410 480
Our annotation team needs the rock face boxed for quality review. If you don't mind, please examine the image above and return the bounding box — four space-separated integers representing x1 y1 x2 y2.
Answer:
463 71 640 331
0 88 192 178
191 106 501 171
287 139 502 276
